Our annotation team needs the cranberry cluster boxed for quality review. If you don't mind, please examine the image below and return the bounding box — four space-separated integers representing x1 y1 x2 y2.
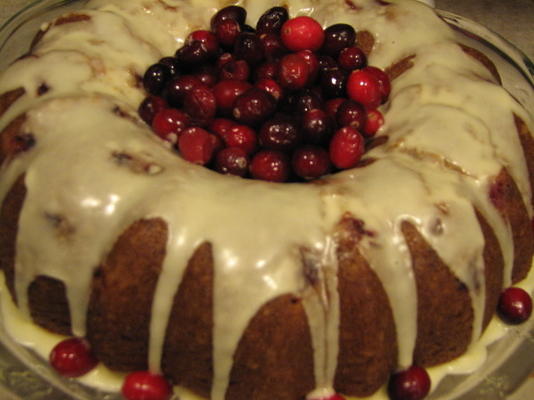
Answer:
138 5 390 182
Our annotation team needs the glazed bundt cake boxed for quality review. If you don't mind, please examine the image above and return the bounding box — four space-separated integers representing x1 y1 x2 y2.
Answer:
0 0 533 399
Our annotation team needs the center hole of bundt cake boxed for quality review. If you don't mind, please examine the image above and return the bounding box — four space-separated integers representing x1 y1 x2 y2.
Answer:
137 5 390 182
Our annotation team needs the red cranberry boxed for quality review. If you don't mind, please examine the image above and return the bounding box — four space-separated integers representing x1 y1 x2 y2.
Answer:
281 16 325 52
224 124 258 155
346 68 382 109
187 29 219 57
364 109 384 137
388 366 431 400
338 46 367 71
365 66 391 102
297 49 320 84
254 61 279 81
310 394 346 400
259 33 287 60
215 146 249 176
219 59 250 81
255 78 283 101
194 64 219 87
165 75 202 107
121 371 172 400
301 108 333 145
320 68 348 98
216 52 234 69
321 23 356 56
278 53 310 90
49 338 98 378
256 6 289 34
292 145 331 180
152 108 190 142
336 99 366 130
143 63 171 95
138 96 166 125
214 19 241 48
175 41 209 66
329 126 365 169
250 150 290 182
259 117 301 151
234 32 265 65
232 88 276 126
209 118 236 138
213 79 252 114
324 97 345 120
183 85 217 126
498 287 532 324
178 127 217 165
210 5 247 31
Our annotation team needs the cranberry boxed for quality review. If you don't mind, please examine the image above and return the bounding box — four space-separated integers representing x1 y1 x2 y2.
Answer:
210 5 247 31
209 118 236 138
256 6 289 34
213 79 252 114
152 108 190 142
388 366 431 400
183 85 217 126
346 68 382 109
365 66 392 102
223 124 258 155
498 287 532 324
234 32 265 65
194 64 219 87
321 23 356 56
216 52 234 69
158 57 180 77
297 49 320 84
215 146 249 176
250 150 290 182
317 54 338 73
121 371 172 400
49 338 98 378
320 68 348 98
232 88 276 126
219 59 250 81
278 53 310 90
178 127 217 165
254 61 279 81
281 16 325 52
175 41 209 66
338 46 367 71
187 29 219 57
214 19 241 48
324 97 345 120
143 63 171 95
301 108 333 145
165 75 202 107
259 33 287 60
259 117 301 151
364 109 384 136
294 88 323 114
329 126 365 169
138 96 166 125
292 145 331 180
336 99 366 130
255 78 283 101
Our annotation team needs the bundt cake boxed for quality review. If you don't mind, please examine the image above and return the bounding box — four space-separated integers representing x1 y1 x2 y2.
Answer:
0 0 533 399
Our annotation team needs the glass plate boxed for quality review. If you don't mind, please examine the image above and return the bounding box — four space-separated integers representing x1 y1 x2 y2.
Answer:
0 1 532 399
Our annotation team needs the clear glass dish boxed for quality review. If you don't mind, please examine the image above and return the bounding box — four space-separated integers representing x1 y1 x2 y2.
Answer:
0 1 532 399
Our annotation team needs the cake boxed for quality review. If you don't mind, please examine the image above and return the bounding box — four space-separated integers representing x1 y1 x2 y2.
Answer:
0 0 533 399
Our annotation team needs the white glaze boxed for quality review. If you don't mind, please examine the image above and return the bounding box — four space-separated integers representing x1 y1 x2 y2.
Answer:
0 0 532 399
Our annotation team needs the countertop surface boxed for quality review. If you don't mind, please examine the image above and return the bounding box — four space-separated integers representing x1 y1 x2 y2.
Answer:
0 0 533 399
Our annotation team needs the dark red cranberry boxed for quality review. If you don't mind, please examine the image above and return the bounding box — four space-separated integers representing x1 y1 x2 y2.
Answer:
210 5 247 31
187 29 219 57
347 68 382 108
223 124 258 155
317 54 338 73
250 150 290 182
49 338 98 378
388 366 431 400
498 287 532 324
259 33 287 60
364 109 384 136
138 96 166 125
178 127 217 165
301 108 333 145
336 99 366 130
183 85 217 126
152 108 190 142
365 66 392 102
216 52 234 69
329 126 365 169
165 75 202 107
324 97 345 120
219 59 250 81
158 57 180 77
232 88 277 126
214 19 241 48
256 6 289 34
234 32 265 65
194 64 219 87
259 117 301 151
121 371 172 400
215 147 249 176
297 49 320 84
281 16 325 52
292 145 331 180
255 78 283 101
338 46 367 71
213 79 252 114
254 61 279 81
143 63 171 95
294 88 323 114
175 41 210 66
278 53 310 90
321 23 356 56
320 68 348 98
209 118 236 138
